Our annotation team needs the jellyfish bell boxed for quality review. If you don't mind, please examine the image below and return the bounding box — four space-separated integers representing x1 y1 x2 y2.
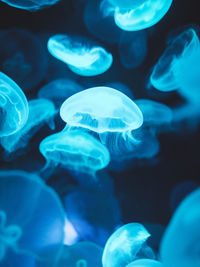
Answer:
113 0 173 32
125 259 163 267
47 34 113 76
0 72 29 137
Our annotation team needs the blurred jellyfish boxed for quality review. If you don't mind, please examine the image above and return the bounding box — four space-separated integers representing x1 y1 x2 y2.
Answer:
160 188 200 267
1 98 56 156
0 72 29 137
64 188 121 246
119 31 147 69
53 242 103 267
64 216 79 246
0 170 65 266
125 259 163 267
0 0 60 11
39 130 110 181
47 34 113 76
112 0 173 31
102 223 155 267
0 29 48 90
38 78 84 108
106 82 134 100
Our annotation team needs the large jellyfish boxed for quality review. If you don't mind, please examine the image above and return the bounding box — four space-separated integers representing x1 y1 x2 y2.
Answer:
160 188 200 267
0 170 65 266
0 0 60 11
0 72 29 137
39 130 110 181
1 98 56 156
102 223 155 267
125 259 163 267
47 34 113 76
38 78 84 108
108 0 173 31
0 29 48 90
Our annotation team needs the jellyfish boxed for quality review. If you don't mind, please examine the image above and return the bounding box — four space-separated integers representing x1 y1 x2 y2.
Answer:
38 78 84 108
0 0 60 11
125 259 163 267
47 34 113 76
118 31 147 69
0 170 65 266
64 188 121 246
160 188 200 267
0 72 29 138
111 0 173 31
0 29 48 90
102 223 155 267
1 98 56 156
39 130 110 181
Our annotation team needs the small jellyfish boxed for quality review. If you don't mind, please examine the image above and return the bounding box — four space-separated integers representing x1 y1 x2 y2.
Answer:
125 259 163 267
0 29 48 90
47 34 113 76
102 223 155 267
1 98 56 156
0 170 65 266
160 188 200 267
38 78 84 108
39 130 110 180
0 0 60 11
112 0 173 31
0 72 29 137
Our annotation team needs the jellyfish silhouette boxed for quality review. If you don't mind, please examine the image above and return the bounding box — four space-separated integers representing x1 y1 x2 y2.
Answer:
160 188 200 267
0 0 60 11
1 98 56 156
0 170 65 266
0 72 29 138
112 0 173 31
102 223 155 267
39 130 110 181
125 259 163 267
47 34 113 76
38 78 84 108
0 29 48 90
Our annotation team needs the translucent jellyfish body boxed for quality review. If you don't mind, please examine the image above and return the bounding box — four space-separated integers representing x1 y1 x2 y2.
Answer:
0 170 65 266
47 35 113 76
102 223 155 267
0 72 29 137
113 0 173 31
1 99 56 155
0 29 48 90
0 0 60 11
125 259 163 267
160 188 200 267
38 78 84 108
39 130 110 178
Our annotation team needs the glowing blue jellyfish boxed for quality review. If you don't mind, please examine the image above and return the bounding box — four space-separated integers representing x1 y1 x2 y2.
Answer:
0 0 60 11
106 82 134 100
39 130 110 180
55 242 103 267
0 72 29 137
0 29 47 90
102 223 155 267
125 259 163 267
47 35 113 76
0 170 65 266
1 99 56 155
160 188 200 267
38 78 84 108
64 188 121 245
110 0 173 31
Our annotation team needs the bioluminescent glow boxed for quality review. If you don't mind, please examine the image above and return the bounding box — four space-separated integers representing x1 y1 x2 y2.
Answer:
0 170 65 265
160 188 200 267
0 0 60 11
125 259 163 267
47 34 113 76
1 98 56 155
38 78 84 108
102 223 154 267
0 72 29 137
113 0 173 31
0 29 47 90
